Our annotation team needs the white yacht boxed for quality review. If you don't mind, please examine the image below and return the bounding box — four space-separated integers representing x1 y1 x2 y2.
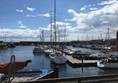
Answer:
33 46 45 53
49 53 67 65
89 53 111 59
45 48 53 55
97 58 118 69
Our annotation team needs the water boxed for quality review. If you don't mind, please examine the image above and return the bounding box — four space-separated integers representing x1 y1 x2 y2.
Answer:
0 46 118 77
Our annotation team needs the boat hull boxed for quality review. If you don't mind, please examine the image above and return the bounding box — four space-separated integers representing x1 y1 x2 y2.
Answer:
97 60 118 69
49 54 67 65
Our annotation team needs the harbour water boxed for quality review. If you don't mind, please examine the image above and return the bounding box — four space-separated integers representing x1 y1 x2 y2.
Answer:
0 46 118 78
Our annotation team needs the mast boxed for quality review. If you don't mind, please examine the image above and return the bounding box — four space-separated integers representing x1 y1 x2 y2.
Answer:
58 29 60 42
106 28 110 40
42 30 44 42
54 0 57 43
40 29 44 42
50 11 53 43
105 28 110 46
39 29 41 42
64 26 67 42
117 31 118 51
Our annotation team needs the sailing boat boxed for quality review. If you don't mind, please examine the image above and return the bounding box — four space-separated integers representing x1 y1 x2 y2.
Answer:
90 28 113 59
97 31 118 69
49 0 67 65
7 37 16 48
101 28 111 53
33 30 45 54
44 11 54 55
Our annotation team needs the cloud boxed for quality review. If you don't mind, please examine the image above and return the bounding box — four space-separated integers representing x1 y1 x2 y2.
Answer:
0 21 72 42
67 1 118 39
26 7 35 12
37 13 50 17
16 9 23 13
98 0 117 5
0 28 40 41
90 8 98 11
0 0 118 41
26 15 36 17
17 21 27 29
80 6 87 11
68 9 78 21
101 21 109 25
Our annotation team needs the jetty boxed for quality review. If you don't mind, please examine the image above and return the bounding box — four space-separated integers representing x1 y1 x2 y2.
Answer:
65 55 98 67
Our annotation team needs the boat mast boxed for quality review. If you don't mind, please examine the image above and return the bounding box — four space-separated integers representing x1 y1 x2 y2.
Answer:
54 0 57 43
64 26 66 42
58 29 60 42
42 30 44 42
105 28 110 46
40 29 44 42
106 28 110 40
117 31 118 51
39 29 42 42
50 11 53 44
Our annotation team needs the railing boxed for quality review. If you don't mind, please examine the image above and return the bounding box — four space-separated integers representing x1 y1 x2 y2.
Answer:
14 74 118 83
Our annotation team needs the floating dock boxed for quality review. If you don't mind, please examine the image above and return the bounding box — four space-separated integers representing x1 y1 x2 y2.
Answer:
65 55 98 67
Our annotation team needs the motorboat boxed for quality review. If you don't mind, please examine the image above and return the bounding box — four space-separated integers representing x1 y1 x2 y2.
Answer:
49 52 67 65
7 43 16 48
33 45 45 53
0 68 57 83
0 59 31 74
97 58 118 69
89 53 111 59
44 48 53 55
0 55 58 83
100 46 112 53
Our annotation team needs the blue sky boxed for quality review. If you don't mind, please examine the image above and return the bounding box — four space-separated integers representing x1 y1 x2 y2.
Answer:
0 0 118 41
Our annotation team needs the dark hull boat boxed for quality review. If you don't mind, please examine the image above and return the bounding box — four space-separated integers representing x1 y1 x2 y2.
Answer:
0 60 31 74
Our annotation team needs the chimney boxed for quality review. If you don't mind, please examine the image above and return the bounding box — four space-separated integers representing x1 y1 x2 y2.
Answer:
117 31 118 51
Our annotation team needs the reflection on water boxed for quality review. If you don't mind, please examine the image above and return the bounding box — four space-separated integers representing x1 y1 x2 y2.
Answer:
98 69 118 75
0 46 118 77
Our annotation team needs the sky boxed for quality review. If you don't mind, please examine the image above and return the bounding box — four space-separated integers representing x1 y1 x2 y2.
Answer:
0 0 118 42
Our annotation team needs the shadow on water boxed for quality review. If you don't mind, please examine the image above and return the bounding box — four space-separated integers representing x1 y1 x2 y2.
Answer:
50 62 67 77
98 68 118 75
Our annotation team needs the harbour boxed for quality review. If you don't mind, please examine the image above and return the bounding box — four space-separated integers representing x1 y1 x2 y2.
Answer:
1 45 118 82
0 0 118 82
0 30 118 82
0 45 118 76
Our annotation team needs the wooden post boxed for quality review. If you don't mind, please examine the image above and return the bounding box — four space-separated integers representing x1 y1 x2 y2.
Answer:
53 67 58 78
81 55 83 64
78 80 81 83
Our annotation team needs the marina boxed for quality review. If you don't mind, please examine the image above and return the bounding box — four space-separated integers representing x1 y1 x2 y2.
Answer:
0 30 118 82
0 0 118 82
0 45 118 82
